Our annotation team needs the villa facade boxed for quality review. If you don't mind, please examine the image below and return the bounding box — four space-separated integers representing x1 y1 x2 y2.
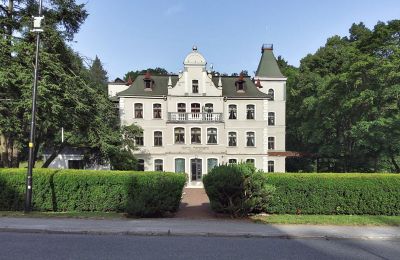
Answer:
108 45 287 187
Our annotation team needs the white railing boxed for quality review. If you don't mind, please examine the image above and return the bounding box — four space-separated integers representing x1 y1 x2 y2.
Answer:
168 112 223 122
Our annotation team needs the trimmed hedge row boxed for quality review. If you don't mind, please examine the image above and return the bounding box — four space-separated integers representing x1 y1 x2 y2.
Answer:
204 164 275 217
0 168 186 217
267 173 400 215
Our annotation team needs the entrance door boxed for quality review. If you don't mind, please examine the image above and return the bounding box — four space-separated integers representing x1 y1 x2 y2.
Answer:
191 158 202 181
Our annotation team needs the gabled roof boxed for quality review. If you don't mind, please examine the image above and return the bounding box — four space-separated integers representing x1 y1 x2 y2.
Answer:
117 75 270 99
255 45 284 78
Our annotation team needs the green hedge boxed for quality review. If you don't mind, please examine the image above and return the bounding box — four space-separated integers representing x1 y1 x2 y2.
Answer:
0 168 186 217
267 173 400 215
204 164 275 217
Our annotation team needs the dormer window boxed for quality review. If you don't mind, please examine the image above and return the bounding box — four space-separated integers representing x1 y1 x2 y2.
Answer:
192 80 199 93
235 73 245 92
143 71 154 91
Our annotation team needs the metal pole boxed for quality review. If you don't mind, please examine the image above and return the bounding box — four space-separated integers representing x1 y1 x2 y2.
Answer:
25 0 43 212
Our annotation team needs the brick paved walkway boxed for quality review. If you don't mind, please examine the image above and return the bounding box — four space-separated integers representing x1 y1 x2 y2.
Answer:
174 188 215 219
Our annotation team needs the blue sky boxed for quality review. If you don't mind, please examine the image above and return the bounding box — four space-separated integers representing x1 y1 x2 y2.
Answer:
72 0 400 80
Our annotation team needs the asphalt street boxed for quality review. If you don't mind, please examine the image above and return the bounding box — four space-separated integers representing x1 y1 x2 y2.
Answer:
0 232 399 260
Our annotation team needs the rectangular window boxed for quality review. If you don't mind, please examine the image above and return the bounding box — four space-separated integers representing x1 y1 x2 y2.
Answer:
175 128 185 144
228 105 237 119
137 159 144 171
246 159 255 165
268 161 275 172
207 128 217 144
268 112 275 126
246 132 255 147
192 80 199 93
134 103 143 118
268 137 275 150
155 159 163 172
135 132 144 146
177 103 186 113
228 159 237 164
154 131 162 146
175 158 185 173
228 132 237 147
153 103 162 119
191 128 201 144
246 105 255 119
207 158 218 173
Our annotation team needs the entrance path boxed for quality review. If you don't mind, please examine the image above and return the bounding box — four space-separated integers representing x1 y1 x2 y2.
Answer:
174 188 215 219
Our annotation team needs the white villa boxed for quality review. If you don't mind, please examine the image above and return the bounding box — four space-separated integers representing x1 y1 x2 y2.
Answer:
108 45 287 187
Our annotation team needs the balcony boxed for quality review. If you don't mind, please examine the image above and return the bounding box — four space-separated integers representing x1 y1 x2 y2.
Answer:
168 112 223 123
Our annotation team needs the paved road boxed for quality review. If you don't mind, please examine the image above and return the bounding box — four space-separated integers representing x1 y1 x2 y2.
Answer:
0 232 399 260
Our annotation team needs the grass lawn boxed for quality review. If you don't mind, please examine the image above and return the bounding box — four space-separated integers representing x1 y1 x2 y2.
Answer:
251 214 400 226
0 211 128 220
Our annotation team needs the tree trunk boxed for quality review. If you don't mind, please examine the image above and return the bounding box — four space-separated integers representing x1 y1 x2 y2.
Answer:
42 139 70 168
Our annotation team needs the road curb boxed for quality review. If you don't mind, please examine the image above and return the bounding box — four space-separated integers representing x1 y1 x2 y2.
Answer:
1 227 400 241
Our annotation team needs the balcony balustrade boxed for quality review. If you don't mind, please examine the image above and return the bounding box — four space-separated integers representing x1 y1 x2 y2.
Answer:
168 112 223 123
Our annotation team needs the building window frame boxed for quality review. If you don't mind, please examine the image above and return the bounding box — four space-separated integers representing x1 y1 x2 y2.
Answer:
137 159 145 171
246 158 255 166
135 131 144 146
191 127 201 144
177 103 186 113
154 159 163 172
268 160 275 172
228 104 237 120
192 80 199 93
228 131 237 147
246 131 255 147
268 112 275 126
174 127 185 144
154 131 163 147
153 103 162 119
207 128 218 144
228 158 238 164
207 158 219 173
246 104 255 120
174 158 186 173
268 88 275 100
268 136 275 150
134 103 143 119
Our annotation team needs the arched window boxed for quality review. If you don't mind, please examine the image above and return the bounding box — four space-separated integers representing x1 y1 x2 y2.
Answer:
207 128 218 144
246 105 255 119
268 89 274 100
246 159 255 165
191 103 200 113
174 127 185 144
137 159 144 171
177 103 186 113
154 159 163 172
204 103 213 113
134 103 143 118
228 132 237 147
191 128 201 144
246 132 255 147
153 103 162 119
228 105 237 119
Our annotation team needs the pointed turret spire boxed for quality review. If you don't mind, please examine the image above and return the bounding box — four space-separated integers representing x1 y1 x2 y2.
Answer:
256 44 284 78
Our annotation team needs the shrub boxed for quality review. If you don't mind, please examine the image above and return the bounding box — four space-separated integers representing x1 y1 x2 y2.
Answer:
0 168 186 217
203 163 275 217
267 173 400 215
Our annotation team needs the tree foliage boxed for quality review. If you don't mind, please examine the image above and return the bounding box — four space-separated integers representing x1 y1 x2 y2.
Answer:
123 67 169 82
285 20 400 173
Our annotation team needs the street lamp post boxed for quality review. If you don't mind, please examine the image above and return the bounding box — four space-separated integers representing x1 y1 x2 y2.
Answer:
25 0 44 212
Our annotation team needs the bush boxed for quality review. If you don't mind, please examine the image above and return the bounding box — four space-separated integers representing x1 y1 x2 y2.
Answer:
203 163 275 217
0 168 186 217
267 173 400 215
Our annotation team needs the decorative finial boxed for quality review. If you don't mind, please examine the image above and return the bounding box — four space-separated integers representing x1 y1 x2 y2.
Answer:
168 76 172 88
256 78 262 88
218 76 222 88
192 45 197 51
